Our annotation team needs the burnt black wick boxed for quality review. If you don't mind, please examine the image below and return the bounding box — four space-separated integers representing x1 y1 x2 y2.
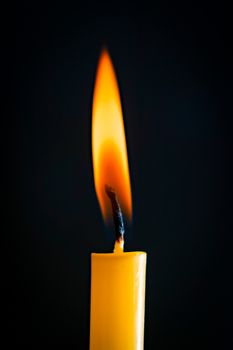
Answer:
105 185 125 242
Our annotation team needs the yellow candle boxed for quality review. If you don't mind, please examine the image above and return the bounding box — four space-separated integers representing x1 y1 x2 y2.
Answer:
90 243 147 350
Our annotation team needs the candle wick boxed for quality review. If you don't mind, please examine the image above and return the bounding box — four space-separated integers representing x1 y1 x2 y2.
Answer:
105 185 125 245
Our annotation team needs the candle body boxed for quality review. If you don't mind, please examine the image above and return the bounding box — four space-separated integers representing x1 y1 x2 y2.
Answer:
90 251 147 350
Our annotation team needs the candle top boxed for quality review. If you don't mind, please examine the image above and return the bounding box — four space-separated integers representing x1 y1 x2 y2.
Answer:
91 251 147 258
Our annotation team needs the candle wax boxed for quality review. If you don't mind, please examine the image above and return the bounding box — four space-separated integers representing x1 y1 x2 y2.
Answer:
90 249 147 350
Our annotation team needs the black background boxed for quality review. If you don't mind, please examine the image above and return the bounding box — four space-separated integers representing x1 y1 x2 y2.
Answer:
5 1 233 348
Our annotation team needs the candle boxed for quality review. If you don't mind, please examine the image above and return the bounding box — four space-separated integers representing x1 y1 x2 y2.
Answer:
90 49 147 350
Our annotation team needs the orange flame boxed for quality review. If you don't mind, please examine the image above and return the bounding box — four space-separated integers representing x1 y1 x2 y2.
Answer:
92 49 132 224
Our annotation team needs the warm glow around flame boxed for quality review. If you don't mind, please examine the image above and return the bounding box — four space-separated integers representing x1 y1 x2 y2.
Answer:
92 49 132 224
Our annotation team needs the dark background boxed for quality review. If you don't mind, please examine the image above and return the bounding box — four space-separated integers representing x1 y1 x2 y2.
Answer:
4 1 232 348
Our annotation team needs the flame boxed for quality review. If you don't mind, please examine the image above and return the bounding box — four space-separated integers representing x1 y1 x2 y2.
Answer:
92 49 132 224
